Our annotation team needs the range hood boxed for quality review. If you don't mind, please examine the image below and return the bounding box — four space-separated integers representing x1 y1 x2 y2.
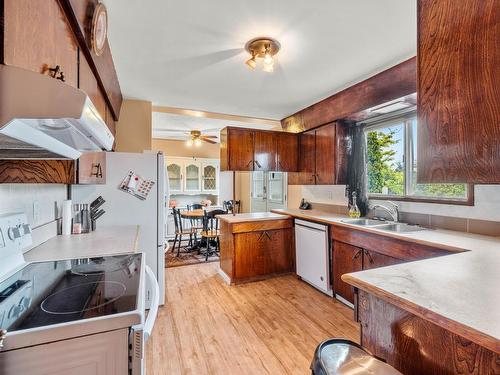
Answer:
0 65 114 160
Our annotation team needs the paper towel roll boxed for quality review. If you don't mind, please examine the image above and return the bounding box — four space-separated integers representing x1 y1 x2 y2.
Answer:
62 200 72 235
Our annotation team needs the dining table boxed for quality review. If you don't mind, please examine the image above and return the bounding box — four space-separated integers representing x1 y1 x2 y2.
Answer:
179 209 206 251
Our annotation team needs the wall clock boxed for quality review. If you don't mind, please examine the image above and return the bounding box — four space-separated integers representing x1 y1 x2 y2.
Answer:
91 3 108 56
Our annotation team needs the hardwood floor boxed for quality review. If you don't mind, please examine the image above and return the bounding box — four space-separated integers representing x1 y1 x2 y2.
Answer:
146 262 359 375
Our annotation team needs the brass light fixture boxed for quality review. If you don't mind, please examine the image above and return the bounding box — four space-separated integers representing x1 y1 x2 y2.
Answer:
245 37 280 72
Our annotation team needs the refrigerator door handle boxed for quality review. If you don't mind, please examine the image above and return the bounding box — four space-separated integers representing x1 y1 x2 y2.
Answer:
144 265 159 342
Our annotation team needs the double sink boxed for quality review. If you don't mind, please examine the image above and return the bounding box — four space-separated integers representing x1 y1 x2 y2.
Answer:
341 218 427 233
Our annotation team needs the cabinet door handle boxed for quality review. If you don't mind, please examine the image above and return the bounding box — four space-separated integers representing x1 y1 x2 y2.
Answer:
246 160 253 167
364 249 374 263
352 249 362 260
48 65 65 82
254 160 262 169
91 163 103 178
278 160 284 170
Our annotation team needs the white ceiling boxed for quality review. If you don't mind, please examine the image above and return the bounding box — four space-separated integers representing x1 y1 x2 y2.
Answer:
152 111 282 141
104 0 416 120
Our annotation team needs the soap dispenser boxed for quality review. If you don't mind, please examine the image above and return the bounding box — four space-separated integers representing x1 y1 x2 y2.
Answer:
349 192 361 218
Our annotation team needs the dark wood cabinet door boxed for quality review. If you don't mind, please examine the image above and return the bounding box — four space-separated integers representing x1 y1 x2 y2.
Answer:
79 55 107 122
3 0 79 88
276 132 298 172
362 250 402 270
77 152 106 184
417 0 500 183
265 228 294 274
254 131 276 171
228 128 254 171
333 240 363 305
315 123 336 185
294 129 316 184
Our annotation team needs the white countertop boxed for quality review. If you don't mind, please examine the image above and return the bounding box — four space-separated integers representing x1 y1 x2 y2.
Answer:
218 212 290 223
272 208 500 353
24 225 140 262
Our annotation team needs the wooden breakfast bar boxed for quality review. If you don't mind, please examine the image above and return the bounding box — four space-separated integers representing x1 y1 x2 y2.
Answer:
217 212 294 284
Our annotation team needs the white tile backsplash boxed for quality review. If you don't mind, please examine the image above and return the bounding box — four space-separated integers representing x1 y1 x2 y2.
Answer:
289 184 500 222
0 184 67 227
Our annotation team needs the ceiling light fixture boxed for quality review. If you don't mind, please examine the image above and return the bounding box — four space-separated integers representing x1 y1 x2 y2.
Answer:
244 37 280 73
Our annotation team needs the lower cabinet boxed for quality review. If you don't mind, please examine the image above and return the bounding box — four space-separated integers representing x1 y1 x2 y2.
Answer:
0 329 128 375
362 249 401 270
333 241 363 305
219 218 294 284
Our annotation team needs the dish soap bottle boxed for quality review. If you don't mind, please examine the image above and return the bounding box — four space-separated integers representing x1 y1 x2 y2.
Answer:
349 192 361 218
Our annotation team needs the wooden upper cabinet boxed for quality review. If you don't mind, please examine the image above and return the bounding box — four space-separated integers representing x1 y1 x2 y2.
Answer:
79 55 106 122
276 132 298 172
289 122 347 185
221 128 254 171
2 0 78 88
220 127 299 172
315 123 336 185
417 0 500 183
254 131 276 171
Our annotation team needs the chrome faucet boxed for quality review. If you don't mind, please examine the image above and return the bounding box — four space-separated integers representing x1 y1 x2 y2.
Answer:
369 201 399 222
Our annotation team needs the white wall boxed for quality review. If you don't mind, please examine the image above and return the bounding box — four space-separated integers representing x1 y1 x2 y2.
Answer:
0 184 67 248
0 184 66 227
288 184 500 222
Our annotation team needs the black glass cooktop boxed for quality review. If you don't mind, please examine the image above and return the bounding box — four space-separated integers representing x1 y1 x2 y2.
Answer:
0 254 142 332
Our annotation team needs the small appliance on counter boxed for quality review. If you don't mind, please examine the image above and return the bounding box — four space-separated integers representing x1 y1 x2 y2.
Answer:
299 198 311 210
0 212 159 375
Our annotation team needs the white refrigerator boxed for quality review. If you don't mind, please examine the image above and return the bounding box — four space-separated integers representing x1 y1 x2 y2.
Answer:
71 151 167 306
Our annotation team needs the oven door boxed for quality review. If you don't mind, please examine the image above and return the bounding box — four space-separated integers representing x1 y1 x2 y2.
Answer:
129 265 159 374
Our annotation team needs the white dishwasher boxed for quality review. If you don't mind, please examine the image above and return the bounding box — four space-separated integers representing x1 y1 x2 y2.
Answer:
295 219 332 296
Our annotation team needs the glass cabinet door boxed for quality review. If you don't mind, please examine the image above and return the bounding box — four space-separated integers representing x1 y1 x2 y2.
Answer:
202 163 218 192
184 163 201 192
167 162 182 192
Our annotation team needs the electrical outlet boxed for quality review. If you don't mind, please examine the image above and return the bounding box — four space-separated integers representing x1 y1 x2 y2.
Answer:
33 201 40 225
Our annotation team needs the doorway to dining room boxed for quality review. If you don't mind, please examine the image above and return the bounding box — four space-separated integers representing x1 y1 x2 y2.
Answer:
250 171 288 213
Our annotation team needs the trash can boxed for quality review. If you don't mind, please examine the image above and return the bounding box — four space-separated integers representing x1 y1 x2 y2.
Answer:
311 339 403 375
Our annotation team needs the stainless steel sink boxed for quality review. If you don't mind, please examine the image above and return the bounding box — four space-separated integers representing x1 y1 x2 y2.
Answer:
341 218 388 226
375 223 427 233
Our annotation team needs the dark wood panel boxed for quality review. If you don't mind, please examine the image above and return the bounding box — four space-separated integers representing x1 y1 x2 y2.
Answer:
79 54 106 121
288 129 316 185
333 240 362 304
281 57 416 131
417 0 500 183
226 128 254 171
362 249 401 270
59 0 123 119
0 160 75 184
358 290 500 375
219 220 234 279
334 122 349 185
3 0 78 87
254 131 276 171
331 225 453 261
314 123 336 185
276 132 298 172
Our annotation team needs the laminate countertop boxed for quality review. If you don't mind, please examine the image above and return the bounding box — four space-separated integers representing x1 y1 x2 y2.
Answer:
218 212 291 224
272 208 500 353
24 225 140 262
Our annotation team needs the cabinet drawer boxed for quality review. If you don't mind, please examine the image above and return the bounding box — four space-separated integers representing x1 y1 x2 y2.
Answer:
231 218 293 234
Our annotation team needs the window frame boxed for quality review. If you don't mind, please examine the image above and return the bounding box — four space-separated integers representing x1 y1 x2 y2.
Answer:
364 110 474 206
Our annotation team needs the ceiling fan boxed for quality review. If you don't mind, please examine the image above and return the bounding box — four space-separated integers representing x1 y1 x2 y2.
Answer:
185 130 217 146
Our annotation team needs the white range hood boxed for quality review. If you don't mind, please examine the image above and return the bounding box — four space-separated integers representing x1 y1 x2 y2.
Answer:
0 65 114 160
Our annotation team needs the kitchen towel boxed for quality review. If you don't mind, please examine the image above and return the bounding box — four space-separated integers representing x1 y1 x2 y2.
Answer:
62 199 72 235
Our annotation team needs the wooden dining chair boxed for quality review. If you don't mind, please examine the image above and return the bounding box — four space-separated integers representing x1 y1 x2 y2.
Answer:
223 200 241 214
172 208 194 257
187 204 204 241
200 209 227 261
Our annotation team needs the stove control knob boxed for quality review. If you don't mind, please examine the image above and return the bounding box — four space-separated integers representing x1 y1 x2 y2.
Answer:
7 227 21 241
8 304 22 319
22 224 32 235
19 297 31 311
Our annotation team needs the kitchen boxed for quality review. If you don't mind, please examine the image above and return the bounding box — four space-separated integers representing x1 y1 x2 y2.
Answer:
0 1 498 374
